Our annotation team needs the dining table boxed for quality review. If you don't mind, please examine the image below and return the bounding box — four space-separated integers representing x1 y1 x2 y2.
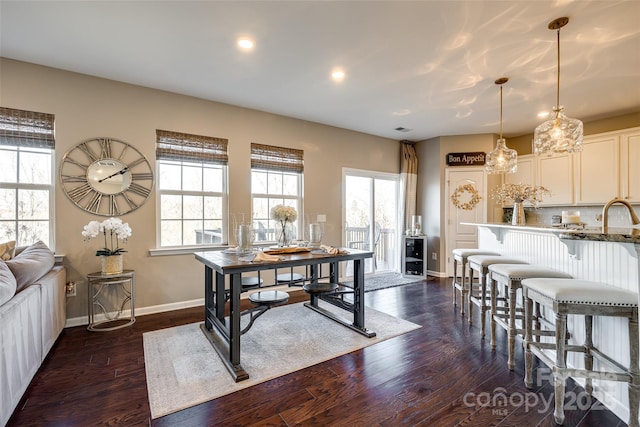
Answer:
193 247 375 382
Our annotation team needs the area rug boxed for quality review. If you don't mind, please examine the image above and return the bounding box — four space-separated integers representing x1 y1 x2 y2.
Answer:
345 272 427 292
143 301 420 419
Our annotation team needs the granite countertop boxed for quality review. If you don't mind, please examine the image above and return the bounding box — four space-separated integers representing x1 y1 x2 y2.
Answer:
465 222 640 244
557 226 640 243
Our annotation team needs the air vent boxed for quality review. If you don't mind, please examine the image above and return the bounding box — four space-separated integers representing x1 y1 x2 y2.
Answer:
394 127 412 132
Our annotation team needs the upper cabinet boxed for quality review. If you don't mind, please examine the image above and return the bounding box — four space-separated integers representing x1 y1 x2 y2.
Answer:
537 153 574 206
620 128 640 203
504 154 535 187
574 127 640 204
499 127 639 207
502 152 572 206
574 133 620 204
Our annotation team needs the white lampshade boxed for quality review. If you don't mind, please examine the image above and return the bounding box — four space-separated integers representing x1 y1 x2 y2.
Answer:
533 108 583 156
486 138 518 174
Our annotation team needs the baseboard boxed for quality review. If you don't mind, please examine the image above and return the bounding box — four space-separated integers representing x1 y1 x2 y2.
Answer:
64 284 298 328
65 298 205 328
427 270 446 278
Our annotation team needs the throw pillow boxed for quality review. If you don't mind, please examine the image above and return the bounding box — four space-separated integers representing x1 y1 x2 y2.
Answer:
0 260 17 306
0 240 16 261
6 241 55 292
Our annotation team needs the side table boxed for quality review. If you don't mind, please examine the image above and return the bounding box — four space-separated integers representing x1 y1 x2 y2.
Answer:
86 270 135 331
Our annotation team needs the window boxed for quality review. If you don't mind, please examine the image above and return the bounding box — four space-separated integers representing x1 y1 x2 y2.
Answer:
250 143 303 243
0 107 55 248
156 130 228 248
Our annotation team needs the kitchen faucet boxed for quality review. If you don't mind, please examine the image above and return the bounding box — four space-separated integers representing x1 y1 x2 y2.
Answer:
601 198 640 232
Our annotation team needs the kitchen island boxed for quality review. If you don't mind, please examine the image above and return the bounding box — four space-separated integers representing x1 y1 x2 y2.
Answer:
465 222 639 424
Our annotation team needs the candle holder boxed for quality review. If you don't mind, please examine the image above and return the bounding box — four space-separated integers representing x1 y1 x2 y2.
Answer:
561 210 581 224
411 215 422 236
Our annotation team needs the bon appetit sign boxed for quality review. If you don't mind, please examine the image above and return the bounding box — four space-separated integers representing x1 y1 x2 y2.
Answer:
446 152 486 166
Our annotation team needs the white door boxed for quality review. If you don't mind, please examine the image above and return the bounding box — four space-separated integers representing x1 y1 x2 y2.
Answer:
445 167 487 277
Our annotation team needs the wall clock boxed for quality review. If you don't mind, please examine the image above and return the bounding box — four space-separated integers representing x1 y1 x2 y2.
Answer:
60 137 154 216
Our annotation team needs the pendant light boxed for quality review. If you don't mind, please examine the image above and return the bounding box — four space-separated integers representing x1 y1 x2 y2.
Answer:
486 77 517 174
533 17 583 156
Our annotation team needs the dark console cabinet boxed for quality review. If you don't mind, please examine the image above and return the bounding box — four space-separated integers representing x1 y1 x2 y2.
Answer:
402 235 427 279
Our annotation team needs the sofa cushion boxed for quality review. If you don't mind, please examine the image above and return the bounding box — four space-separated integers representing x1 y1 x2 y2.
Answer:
0 240 16 261
0 260 17 306
6 241 55 292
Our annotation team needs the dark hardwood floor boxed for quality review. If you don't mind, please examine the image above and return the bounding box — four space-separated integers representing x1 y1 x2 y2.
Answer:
7 277 626 427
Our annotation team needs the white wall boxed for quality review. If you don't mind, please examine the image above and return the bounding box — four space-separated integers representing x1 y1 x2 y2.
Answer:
0 58 400 320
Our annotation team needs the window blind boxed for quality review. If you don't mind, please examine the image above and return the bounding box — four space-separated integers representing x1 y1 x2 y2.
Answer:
156 129 228 165
251 143 304 173
0 107 55 148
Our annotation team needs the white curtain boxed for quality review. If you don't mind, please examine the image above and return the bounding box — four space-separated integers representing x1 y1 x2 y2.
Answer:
399 141 418 233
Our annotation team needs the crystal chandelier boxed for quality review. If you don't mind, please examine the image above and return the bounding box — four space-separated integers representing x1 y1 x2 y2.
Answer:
486 77 517 174
533 17 583 156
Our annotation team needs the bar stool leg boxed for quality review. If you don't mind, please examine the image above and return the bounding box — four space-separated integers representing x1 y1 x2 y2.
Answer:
584 315 594 395
508 283 518 370
479 271 489 337
490 275 498 349
468 267 474 325
461 262 467 316
452 257 458 307
524 294 534 389
554 311 568 425
534 301 542 342
629 313 639 427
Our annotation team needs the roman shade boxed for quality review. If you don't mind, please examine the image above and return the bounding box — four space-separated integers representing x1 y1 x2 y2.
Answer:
251 143 304 173
0 107 55 149
156 129 228 165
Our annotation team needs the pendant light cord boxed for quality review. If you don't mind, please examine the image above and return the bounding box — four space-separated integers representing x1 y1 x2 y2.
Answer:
556 27 561 112
499 84 503 139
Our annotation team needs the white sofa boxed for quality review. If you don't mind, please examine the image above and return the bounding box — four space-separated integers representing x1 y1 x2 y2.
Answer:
0 242 66 427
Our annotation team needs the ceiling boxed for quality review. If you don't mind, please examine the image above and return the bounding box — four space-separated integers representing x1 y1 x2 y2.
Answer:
1 0 639 141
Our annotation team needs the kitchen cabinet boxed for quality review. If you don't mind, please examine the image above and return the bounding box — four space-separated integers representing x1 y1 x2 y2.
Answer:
574 132 619 204
536 153 573 206
573 126 640 204
621 128 640 203
499 127 639 208
504 154 535 187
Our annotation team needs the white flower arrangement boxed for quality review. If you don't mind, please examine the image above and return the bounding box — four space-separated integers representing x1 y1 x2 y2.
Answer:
82 217 132 256
491 183 550 207
270 205 297 223
270 205 297 246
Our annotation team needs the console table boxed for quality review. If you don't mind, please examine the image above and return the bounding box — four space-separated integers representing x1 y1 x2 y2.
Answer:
194 248 374 382
86 270 135 332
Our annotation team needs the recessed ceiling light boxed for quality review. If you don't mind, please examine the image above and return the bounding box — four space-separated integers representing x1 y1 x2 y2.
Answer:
237 37 255 50
537 111 550 118
331 68 345 82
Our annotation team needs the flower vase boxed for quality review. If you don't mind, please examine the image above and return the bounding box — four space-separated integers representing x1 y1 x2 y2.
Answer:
276 222 293 247
101 254 123 275
512 202 526 225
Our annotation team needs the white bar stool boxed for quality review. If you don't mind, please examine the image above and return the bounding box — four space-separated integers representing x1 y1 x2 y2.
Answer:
488 264 572 370
467 255 526 337
522 278 639 426
451 249 499 316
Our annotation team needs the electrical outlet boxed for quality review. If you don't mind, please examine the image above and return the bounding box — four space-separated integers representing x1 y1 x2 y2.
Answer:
316 214 326 223
432 252 437 261
65 281 76 297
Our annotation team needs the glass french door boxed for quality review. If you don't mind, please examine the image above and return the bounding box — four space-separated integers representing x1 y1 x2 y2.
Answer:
343 169 399 275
